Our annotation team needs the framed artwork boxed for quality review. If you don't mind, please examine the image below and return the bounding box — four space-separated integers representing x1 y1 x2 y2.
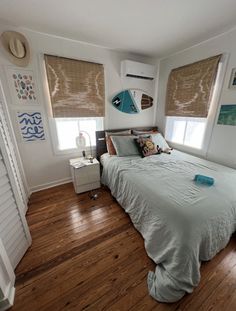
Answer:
6 67 38 105
229 68 236 89
17 111 46 142
217 104 236 126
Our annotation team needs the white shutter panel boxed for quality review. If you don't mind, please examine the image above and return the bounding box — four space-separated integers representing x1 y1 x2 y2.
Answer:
0 152 29 268
0 85 28 211
0 81 31 269
0 238 15 309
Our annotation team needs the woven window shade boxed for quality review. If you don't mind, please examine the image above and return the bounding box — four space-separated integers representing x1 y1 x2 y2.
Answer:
165 54 222 117
44 55 105 118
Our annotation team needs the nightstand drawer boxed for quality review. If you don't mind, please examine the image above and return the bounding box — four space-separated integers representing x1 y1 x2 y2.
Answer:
74 164 100 186
75 181 100 194
70 157 100 194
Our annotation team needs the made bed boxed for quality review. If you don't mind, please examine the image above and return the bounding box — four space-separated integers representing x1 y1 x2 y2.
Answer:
96 128 236 303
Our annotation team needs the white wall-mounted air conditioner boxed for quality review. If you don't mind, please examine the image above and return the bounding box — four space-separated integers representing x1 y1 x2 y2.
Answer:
121 60 156 80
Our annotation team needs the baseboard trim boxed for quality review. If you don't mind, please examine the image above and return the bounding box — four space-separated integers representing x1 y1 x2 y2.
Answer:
30 177 72 193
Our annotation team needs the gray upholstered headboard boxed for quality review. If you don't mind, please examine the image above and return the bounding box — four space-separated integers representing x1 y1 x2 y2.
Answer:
96 126 158 159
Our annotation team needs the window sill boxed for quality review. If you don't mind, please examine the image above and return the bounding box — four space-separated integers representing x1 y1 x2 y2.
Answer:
52 146 96 157
167 141 207 159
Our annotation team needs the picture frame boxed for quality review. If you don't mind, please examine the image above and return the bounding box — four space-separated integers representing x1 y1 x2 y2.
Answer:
6 66 39 105
217 104 236 126
229 68 236 89
16 110 46 142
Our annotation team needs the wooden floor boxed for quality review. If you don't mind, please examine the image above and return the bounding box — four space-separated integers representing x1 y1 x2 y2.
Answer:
12 183 236 311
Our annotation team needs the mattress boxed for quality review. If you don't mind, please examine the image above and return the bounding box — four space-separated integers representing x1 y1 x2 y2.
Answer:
101 150 236 302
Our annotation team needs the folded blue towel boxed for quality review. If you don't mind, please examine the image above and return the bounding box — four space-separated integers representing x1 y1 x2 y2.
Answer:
194 174 214 186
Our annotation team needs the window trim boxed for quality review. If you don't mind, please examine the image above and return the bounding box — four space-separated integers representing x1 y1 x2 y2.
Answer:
202 54 229 157
166 116 206 150
48 117 103 156
164 53 229 157
49 117 77 155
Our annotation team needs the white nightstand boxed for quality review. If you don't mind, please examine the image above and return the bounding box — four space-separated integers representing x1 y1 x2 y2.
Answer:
70 157 100 194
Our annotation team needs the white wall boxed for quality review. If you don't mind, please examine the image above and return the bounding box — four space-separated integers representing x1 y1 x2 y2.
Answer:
156 28 236 169
0 24 157 191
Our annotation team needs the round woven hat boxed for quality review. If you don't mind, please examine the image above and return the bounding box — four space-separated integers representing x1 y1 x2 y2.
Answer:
0 31 30 67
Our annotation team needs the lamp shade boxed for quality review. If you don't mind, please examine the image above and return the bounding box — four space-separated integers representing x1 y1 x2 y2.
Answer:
75 131 93 159
76 133 86 149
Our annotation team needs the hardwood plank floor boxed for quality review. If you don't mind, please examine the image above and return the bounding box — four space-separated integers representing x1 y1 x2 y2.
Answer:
12 183 236 310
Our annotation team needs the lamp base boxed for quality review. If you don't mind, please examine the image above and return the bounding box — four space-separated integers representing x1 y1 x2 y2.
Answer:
88 156 94 163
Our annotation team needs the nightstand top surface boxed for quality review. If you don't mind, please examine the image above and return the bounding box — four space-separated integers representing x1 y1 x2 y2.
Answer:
69 157 99 168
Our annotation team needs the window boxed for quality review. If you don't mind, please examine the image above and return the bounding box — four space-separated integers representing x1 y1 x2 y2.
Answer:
44 55 105 118
54 117 103 152
165 55 223 151
165 117 206 149
165 55 221 118
44 55 105 154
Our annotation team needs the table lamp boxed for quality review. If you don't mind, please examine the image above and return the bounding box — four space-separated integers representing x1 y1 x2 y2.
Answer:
75 131 93 163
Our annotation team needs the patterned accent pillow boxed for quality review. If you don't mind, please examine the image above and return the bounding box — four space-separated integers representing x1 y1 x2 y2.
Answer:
134 136 158 157
105 130 131 155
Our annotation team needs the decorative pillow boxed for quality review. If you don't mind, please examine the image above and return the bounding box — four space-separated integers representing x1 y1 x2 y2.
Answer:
134 136 158 157
105 130 131 155
132 129 158 136
150 133 170 150
110 135 140 157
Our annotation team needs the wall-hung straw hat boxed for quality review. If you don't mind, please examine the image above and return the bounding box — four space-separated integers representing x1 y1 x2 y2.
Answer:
0 31 30 67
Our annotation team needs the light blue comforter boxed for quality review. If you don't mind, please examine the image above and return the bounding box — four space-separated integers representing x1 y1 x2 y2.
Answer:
101 150 236 302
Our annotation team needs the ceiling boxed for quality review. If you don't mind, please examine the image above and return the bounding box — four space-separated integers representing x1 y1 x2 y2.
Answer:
0 0 236 57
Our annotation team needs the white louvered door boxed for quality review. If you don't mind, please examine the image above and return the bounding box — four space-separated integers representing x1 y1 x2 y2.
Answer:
0 82 31 269
0 146 31 268
0 237 15 309
0 83 28 212
0 149 31 268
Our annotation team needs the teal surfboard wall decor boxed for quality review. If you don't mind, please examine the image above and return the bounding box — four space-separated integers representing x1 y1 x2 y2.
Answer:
111 89 153 114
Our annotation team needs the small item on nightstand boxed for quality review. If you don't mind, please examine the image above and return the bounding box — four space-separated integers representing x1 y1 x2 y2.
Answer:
88 156 93 163
72 161 86 169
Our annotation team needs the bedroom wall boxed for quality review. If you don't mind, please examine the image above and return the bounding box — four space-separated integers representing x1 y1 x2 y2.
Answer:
156 27 236 169
0 23 158 191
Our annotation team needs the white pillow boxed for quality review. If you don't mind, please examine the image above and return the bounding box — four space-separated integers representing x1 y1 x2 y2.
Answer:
151 133 170 149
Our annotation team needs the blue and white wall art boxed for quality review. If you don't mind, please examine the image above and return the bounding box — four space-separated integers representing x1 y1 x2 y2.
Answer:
17 111 46 142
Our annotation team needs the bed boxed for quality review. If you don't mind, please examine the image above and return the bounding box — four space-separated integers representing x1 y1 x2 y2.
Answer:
96 128 236 303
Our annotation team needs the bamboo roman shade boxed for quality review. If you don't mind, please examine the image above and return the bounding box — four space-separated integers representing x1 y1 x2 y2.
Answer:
165 54 222 118
44 55 105 118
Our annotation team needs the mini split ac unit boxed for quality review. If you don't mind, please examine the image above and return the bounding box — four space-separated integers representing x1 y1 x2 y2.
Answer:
121 60 156 80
